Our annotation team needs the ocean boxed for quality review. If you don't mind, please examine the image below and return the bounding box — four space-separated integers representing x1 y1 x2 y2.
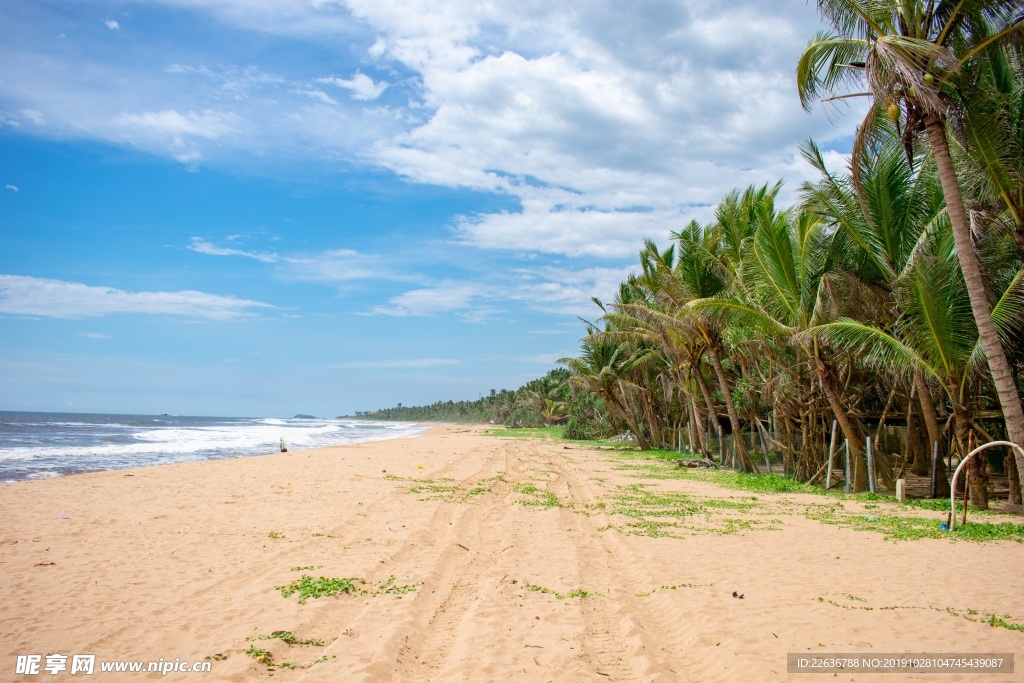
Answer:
0 411 425 483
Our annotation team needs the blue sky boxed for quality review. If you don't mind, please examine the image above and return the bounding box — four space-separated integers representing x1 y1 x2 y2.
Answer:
0 0 853 418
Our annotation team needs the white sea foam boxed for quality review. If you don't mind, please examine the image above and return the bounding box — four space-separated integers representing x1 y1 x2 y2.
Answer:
0 415 425 479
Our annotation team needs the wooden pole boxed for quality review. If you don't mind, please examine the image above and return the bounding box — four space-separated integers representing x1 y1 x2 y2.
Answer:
844 440 850 495
826 419 838 490
718 425 724 465
866 436 875 494
930 441 939 499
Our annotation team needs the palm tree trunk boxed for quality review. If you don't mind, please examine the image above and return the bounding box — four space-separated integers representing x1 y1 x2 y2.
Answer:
693 360 718 436
706 344 754 472
812 356 867 491
925 115 1024 498
914 371 949 496
605 388 652 451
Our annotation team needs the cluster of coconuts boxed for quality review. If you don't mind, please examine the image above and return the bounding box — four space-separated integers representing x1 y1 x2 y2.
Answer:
888 73 938 121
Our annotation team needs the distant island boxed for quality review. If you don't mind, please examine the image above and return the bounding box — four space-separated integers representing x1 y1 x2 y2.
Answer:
292 414 318 419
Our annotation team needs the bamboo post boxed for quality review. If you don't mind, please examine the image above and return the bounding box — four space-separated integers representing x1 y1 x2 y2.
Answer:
866 436 875 494
930 441 939 499
826 420 837 490
844 440 850 495
718 425 724 465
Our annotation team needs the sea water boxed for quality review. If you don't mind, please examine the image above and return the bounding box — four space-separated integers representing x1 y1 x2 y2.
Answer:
0 412 424 482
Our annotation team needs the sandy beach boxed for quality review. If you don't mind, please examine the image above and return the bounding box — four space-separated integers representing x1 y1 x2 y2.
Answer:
1 425 1021 681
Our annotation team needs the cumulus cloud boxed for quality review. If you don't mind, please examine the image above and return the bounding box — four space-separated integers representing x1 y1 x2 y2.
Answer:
0 275 272 320
0 0 846 257
105 19 120 30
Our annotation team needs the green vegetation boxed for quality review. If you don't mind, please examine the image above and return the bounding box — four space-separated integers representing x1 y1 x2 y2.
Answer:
277 574 421 603
277 575 365 603
635 582 713 597
256 631 324 647
818 595 1024 634
352 369 613 436
806 502 1024 542
523 581 599 599
398 473 505 503
512 482 568 508
245 645 272 664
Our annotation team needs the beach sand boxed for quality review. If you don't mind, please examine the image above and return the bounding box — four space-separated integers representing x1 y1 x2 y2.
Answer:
1 425 1021 681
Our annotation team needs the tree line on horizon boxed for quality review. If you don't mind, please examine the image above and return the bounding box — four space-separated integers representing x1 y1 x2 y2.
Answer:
351 368 613 438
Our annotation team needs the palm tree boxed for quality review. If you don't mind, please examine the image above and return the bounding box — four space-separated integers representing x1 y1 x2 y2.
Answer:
797 0 1024 493
561 327 655 450
802 221 1024 508
690 193 881 485
801 132 951 484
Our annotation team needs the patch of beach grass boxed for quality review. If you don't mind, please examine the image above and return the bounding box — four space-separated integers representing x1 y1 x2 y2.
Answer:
595 483 773 537
512 481 569 508
817 594 1024 634
634 582 714 597
806 502 1024 542
277 574 421 603
400 474 504 502
523 581 599 599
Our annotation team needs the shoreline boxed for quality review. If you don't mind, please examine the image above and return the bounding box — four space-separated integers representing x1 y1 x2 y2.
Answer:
0 414 431 485
1 426 1021 681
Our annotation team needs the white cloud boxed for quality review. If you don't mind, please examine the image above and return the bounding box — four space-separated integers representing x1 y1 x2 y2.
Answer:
0 0 846 257
105 19 120 30
114 109 238 140
5 184 18 192
369 282 480 317
327 358 461 369
318 73 388 101
188 238 279 263
359 263 631 321
0 275 272 320
78 332 112 339
280 249 386 283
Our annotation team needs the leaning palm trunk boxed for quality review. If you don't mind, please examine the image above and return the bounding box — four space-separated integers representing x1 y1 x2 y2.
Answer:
914 372 950 496
707 345 754 472
814 357 868 491
605 387 651 451
925 116 1024 497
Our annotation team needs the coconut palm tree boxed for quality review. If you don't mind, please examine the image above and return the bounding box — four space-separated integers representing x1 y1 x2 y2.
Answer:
801 131 952 483
797 0 1024 492
560 327 655 450
690 193 881 486
801 220 1024 508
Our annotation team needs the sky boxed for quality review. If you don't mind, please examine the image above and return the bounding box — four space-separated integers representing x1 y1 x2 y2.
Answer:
0 0 855 418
